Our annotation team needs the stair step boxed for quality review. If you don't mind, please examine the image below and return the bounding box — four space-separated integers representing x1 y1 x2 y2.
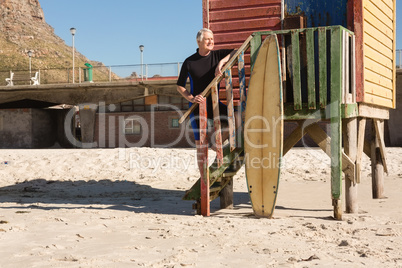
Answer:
210 186 222 193
222 171 237 177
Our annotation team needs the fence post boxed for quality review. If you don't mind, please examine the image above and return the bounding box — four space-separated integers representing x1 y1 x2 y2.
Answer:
177 62 180 76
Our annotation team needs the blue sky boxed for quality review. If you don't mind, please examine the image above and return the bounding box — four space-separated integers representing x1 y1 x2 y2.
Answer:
40 1 401 66
40 0 203 66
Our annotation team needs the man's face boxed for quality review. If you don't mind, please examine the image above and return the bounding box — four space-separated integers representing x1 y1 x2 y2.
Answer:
198 32 214 52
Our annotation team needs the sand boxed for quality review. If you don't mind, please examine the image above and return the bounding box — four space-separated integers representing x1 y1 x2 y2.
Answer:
0 147 401 267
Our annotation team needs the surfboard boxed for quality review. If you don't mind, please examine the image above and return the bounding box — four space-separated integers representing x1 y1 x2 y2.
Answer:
244 34 283 218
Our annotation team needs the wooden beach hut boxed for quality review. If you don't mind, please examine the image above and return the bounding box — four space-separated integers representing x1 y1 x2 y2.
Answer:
182 0 397 219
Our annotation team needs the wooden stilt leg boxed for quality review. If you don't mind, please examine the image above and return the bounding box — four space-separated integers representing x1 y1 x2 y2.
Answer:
330 27 343 220
219 177 233 209
371 119 385 199
199 100 210 216
356 118 367 184
343 118 358 213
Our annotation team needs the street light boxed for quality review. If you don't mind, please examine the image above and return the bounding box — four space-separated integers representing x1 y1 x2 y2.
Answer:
139 45 144 81
70 27 76 83
28 50 33 85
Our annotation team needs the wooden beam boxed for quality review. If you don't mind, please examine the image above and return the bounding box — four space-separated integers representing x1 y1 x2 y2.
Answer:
283 123 306 156
318 28 328 108
291 30 302 110
211 82 223 166
238 51 247 148
356 117 366 183
371 119 385 199
219 177 234 209
343 118 358 214
374 119 388 174
304 123 355 179
225 69 236 151
306 28 316 109
358 103 390 120
199 100 210 216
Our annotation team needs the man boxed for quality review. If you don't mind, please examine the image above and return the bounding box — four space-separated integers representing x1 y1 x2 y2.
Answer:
177 28 235 170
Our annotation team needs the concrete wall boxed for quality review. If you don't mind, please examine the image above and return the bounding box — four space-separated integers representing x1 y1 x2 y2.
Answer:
94 111 195 148
0 108 56 148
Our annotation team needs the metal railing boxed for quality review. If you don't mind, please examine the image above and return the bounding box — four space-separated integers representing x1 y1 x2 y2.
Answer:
0 62 182 86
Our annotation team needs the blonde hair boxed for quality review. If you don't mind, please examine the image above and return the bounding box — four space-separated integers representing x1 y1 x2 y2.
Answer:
196 28 213 43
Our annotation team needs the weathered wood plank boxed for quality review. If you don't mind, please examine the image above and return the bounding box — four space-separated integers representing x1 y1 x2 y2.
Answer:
358 103 390 119
318 28 327 109
211 82 223 166
182 147 243 201
238 51 247 147
283 123 305 156
356 117 366 183
374 119 388 174
306 28 316 109
225 69 236 151
343 118 358 213
304 123 354 178
291 30 302 110
250 34 262 70
392 0 396 109
330 26 343 220
343 31 352 104
371 119 385 199
199 100 210 216
219 177 234 209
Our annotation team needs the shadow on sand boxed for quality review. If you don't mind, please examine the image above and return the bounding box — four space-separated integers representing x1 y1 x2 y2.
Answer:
0 179 334 219
0 179 252 216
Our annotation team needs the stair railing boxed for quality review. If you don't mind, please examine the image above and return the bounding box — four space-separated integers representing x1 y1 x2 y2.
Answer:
179 35 253 216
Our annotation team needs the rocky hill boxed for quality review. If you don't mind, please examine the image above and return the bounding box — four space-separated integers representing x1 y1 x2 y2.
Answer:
0 0 104 82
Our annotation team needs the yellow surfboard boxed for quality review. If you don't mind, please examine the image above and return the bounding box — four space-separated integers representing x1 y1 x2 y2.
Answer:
244 34 283 218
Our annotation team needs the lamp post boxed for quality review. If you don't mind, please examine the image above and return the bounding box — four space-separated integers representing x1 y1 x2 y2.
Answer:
70 27 76 83
28 50 33 85
139 45 144 81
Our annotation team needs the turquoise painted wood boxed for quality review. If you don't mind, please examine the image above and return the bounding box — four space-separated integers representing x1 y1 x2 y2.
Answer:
251 26 355 119
291 30 302 110
318 28 328 108
306 28 316 109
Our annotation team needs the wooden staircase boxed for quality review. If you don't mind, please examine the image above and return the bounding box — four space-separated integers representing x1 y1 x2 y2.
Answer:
179 36 253 216
182 146 244 214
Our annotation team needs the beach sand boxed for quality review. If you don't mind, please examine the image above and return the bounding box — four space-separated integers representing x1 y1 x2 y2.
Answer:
0 147 401 267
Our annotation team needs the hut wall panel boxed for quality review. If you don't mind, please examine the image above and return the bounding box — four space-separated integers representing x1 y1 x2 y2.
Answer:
205 0 282 49
362 0 396 108
203 0 282 102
